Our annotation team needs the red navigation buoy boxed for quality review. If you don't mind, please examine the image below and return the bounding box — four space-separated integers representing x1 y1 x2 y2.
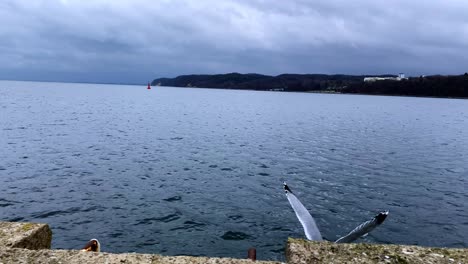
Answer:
147 82 151 90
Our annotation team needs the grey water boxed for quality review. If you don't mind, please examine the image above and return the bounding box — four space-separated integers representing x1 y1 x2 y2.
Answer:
0 80 467 260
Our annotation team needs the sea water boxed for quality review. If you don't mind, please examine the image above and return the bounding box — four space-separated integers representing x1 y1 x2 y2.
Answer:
0 81 467 260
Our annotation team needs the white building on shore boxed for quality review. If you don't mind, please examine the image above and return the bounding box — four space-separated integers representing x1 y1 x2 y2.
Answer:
364 73 408 82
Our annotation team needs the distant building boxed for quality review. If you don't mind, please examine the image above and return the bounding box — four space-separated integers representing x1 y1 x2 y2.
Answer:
364 73 408 82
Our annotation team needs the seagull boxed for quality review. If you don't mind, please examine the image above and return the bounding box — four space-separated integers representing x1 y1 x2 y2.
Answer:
283 182 388 243
81 238 101 252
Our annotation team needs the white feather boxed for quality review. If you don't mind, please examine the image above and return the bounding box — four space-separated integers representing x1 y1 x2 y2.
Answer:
284 183 323 241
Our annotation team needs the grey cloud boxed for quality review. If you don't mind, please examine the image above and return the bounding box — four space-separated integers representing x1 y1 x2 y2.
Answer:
0 0 467 83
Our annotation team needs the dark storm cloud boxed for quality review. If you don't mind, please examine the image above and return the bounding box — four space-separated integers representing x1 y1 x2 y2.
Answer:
0 0 467 83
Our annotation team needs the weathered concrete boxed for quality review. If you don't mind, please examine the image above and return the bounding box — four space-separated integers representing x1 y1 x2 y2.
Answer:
0 248 282 264
0 222 52 250
2 221 468 263
0 221 281 263
286 238 468 264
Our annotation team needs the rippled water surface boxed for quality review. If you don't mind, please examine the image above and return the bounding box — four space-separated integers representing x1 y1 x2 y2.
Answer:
0 81 467 260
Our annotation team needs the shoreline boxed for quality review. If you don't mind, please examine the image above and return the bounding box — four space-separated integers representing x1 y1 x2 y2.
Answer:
155 85 468 100
152 72 468 99
2 79 466 100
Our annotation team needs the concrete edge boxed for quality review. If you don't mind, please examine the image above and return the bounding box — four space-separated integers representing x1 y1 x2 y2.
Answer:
286 238 468 264
0 248 283 264
0 222 52 250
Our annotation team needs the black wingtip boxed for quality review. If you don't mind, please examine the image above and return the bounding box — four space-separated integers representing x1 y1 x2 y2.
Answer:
283 182 292 193
375 211 389 225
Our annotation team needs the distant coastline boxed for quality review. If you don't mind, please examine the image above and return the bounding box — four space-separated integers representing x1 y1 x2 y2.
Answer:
152 72 468 98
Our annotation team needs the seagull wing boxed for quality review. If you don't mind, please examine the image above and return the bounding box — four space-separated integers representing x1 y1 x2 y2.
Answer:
335 211 389 243
284 182 323 241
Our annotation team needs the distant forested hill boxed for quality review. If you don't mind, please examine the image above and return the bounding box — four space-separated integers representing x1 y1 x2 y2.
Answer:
152 72 468 98
151 73 377 92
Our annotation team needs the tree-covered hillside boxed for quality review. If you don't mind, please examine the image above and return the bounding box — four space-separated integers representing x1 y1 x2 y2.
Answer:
152 73 468 98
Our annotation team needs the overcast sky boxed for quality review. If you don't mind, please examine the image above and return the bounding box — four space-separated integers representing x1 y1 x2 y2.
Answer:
1 0 467 83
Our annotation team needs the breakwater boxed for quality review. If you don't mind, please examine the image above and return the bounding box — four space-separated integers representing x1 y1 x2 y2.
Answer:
1 221 466 263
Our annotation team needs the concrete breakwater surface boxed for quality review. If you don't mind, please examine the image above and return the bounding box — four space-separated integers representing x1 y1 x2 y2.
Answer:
0 80 467 260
